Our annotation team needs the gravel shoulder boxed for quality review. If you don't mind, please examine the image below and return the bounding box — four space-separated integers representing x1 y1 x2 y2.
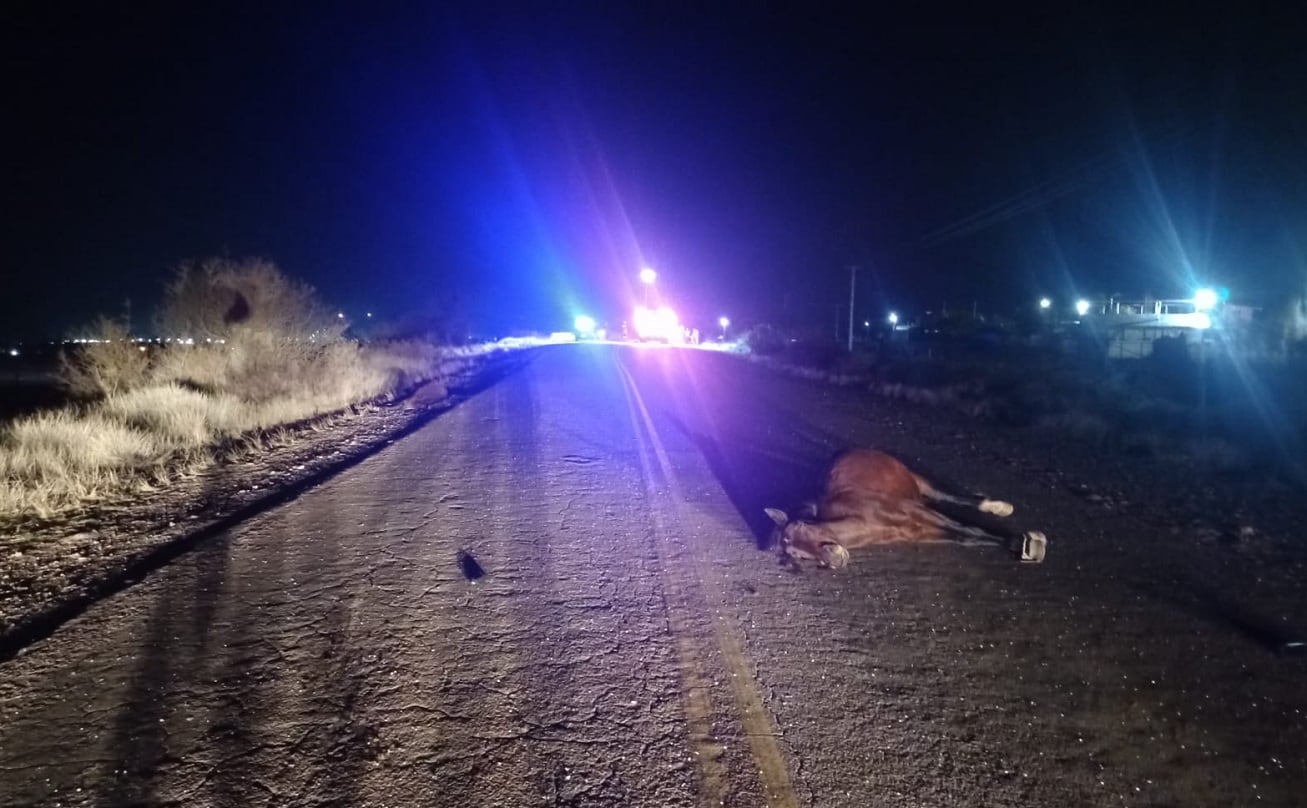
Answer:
0 348 538 659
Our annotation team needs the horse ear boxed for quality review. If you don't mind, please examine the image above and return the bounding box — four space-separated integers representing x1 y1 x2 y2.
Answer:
764 507 789 527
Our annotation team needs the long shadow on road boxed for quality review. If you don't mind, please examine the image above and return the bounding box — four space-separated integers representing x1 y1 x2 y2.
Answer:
622 349 842 550
102 444 377 805
665 412 825 550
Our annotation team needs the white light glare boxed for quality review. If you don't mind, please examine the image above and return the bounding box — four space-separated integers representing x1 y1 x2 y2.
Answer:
574 315 597 334
719 316 730 328
1193 288 1219 311
888 312 899 325
639 268 657 285
1039 297 1051 309
633 305 680 341
1075 299 1091 316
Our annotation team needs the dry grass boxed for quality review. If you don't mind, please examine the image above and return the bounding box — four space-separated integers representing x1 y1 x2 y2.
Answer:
58 317 151 397
0 257 505 524
1 339 493 523
0 411 172 517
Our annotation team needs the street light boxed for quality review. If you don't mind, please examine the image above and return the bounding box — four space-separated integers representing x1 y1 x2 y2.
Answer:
1075 299 1090 317
718 316 730 339
888 312 899 326
1039 297 1051 310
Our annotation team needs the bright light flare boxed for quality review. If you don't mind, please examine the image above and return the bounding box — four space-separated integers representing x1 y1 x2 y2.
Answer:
633 305 680 341
719 316 730 328
1193 288 1219 311
888 312 899 325
1039 297 1051 309
639 268 657 285
1075 299 1091 316
574 315 597 334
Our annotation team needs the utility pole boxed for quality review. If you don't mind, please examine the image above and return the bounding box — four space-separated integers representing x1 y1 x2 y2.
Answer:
847 265 856 352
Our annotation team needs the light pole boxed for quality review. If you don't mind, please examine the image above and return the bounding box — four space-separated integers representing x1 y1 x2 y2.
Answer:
718 316 730 339
639 268 657 307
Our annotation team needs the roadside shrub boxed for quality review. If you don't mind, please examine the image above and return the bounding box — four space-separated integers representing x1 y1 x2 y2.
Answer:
0 255 493 520
57 317 152 398
369 293 472 344
157 257 345 343
148 343 231 396
741 324 785 355
361 339 446 391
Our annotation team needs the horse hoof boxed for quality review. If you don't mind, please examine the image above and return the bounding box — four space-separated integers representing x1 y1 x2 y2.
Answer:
819 543 850 569
981 499 1014 517
1020 531 1047 563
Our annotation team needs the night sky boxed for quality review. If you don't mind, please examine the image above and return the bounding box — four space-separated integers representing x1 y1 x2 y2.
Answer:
6 3 1306 340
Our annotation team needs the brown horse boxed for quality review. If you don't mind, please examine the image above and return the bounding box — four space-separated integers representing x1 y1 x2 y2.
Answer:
765 448 1047 569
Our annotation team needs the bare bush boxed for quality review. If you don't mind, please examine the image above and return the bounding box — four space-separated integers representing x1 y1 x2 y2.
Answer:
741 324 785 355
157 257 345 343
1 252 508 521
373 292 471 344
57 317 152 398
151 257 361 405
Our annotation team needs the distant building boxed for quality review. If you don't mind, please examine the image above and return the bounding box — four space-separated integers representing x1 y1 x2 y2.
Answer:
1087 297 1256 360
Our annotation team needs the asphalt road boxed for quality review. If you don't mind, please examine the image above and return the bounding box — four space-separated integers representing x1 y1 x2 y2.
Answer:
2 344 1304 807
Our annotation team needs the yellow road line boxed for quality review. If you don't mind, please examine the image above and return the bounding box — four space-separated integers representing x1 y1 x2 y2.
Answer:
617 359 799 808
